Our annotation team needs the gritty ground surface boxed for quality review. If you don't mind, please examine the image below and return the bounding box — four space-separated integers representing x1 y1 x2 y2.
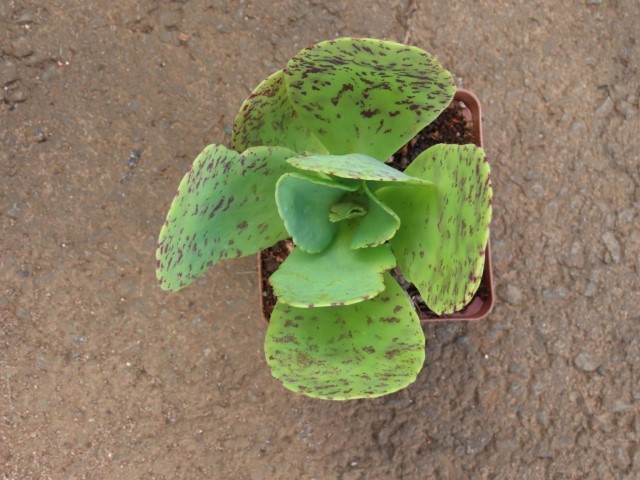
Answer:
1 1 639 479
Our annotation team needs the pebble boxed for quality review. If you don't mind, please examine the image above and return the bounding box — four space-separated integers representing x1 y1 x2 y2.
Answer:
564 240 585 268
5 198 22 219
498 284 523 305
601 231 621 263
610 400 633 414
583 282 597 297
465 428 494 455
128 149 142 168
159 10 182 28
541 286 569 302
8 37 34 58
616 99 636 119
0 59 18 86
595 96 613 117
509 362 529 379
574 352 600 372
8 89 27 103
537 410 550 428
34 129 47 142
15 307 32 321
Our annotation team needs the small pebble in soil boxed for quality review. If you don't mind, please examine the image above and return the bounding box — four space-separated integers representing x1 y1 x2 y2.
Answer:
128 149 142 168
574 352 600 372
34 129 47 142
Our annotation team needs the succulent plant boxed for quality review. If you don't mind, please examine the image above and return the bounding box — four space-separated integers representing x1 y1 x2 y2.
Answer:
156 38 492 400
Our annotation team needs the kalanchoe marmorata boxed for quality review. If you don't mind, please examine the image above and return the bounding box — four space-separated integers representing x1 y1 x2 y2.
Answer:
156 38 492 400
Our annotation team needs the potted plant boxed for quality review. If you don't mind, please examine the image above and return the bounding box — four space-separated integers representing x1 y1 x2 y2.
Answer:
156 38 493 400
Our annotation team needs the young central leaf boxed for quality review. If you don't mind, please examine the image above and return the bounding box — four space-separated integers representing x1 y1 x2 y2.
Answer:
377 144 492 315
276 173 357 253
329 201 367 222
350 183 400 249
285 38 455 160
288 153 432 185
156 145 297 291
265 273 426 400
269 223 396 307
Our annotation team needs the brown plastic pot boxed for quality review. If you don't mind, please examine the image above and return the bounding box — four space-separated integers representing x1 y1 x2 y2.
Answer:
258 88 494 324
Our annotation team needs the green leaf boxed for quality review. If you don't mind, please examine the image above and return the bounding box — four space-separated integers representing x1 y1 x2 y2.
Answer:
269 223 396 307
285 38 455 160
288 153 432 185
377 144 492 314
231 70 328 154
350 183 400 249
275 173 357 253
156 145 297 291
265 273 426 400
329 201 367 222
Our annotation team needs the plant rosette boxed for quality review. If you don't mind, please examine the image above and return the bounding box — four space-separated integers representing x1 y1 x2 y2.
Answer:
156 38 493 400
259 89 494 324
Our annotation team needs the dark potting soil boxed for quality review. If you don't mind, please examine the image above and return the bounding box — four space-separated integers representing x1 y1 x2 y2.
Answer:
260 100 486 320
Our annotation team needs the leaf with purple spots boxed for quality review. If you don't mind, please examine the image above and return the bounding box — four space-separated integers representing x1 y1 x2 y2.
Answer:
265 273 425 400
269 223 396 307
287 153 433 185
284 38 455 160
377 144 492 314
231 70 328 154
156 144 297 291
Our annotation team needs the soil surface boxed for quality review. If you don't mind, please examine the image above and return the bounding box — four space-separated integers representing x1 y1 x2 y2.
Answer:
1 1 639 479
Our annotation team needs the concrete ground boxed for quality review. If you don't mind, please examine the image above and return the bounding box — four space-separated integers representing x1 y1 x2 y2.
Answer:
1 0 639 478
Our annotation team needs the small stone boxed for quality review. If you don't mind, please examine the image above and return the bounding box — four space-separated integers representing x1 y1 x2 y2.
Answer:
564 240 585 268
0 59 18 86
586 0 603 3
595 96 613 117
9 89 27 103
601 231 621 263
610 400 633 413
5 198 22 219
616 99 636 119
574 352 600 372
541 286 569 302
498 284 523 305
16 10 36 24
15 307 32 320
34 129 46 142
537 410 550 428
583 282 598 297
509 362 529 379
128 149 142 168
466 429 494 455
551 435 575 451
8 37 34 58
159 10 182 28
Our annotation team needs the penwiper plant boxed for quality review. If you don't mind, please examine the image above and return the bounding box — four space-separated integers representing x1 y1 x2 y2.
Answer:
156 38 492 400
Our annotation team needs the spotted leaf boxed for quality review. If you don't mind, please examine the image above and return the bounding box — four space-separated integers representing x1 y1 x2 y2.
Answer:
275 172 357 253
284 38 455 160
377 144 492 314
231 70 328 154
265 273 425 400
287 153 432 185
269 223 396 307
156 144 297 291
